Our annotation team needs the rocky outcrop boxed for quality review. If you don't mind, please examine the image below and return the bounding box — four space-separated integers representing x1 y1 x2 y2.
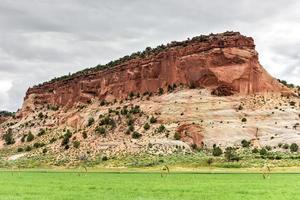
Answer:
22 32 288 112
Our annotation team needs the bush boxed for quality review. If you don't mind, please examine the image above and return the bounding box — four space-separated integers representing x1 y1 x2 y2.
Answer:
206 158 213 166
241 118 247 123
33 142 42 148
50 138 57 143
26 132 34 142
99 116 116 128
100 100 107 106
25 146 32 152
128 125 134 132
143 123 150 130
61 130 72 146
130 105 141 114
157 125 166 133
150 116 157 123
132 131 142 139
87 117 95 126
82 132 88 139
241 139 250 148
259 148 268 156
102 156 108 161
290 143 299 152
174 132 181 140
21 134 27 143
2 128 15 145
73 141 80 148
252 148 259 153
17 147 24 152
38 112 44 119
95 126 106 135
224 147 239 161
37 128 46 136
283 143 290 149
158 88 164 95
212 146 223 156
265 145 272 151
42 148 47 154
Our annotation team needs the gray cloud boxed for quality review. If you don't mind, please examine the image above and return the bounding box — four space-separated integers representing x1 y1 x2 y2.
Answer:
0 0 299 111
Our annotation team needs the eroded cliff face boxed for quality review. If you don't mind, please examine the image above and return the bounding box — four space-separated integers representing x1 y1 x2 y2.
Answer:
22 32 288 114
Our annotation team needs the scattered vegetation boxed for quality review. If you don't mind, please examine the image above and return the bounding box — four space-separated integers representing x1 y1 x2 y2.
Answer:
2 128 15 145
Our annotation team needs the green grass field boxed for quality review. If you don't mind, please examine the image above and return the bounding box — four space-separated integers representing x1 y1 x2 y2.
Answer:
1 171 300 200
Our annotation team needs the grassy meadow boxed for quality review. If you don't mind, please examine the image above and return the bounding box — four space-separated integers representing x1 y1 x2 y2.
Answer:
1 171 300 200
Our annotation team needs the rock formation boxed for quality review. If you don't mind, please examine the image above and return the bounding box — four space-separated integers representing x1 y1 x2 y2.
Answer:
22 32 288 114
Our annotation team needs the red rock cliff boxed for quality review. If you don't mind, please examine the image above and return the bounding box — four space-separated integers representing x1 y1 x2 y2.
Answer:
23 32 288 110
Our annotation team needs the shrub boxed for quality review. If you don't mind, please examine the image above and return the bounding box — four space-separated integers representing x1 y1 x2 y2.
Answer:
143 123 150 130
21 134 27 143
73 141 80 148
241 139 250 148
238 105 243 110
100 100 107 106
132 131 142 139
38 112 44 119
158 88 164 95
87 117 95 126
265 145 272 151
42 148 47 154
2 128 15 145
174 132 181 140
191 143 197 150
26 132 34 142
37 128 46 136
283 143 290 149
128 125 134 132
130 105 141 114
206 158 213 166
150 116 157 123
99 116 116 128
259 148 268 156
157 125 166 133
128 92 135 99
252 148 259 153
127 118 134 126
50 138 57 143
241 118 247 123
17 148 24 152
33 142 41 148
224 147 239 162
290 143 299 152
102 156 108 161
61 130 72 146
25 146 32 152
95 126 106 135
82 132 88 139
212 146 223 156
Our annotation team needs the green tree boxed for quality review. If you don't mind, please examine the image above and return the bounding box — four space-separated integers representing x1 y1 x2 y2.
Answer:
290 143 299 152
87 117 95 126
2 128 15 145
150 116 157 123
224 147 239 161
26 132 34 142
143 123 150 130
73 141 80 148
174 132 181 140
212 146 223 156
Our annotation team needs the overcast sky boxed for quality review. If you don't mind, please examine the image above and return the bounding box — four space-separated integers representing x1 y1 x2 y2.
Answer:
0 0 299 111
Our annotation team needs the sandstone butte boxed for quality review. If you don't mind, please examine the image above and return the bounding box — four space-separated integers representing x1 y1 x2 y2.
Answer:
21 31 289 115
